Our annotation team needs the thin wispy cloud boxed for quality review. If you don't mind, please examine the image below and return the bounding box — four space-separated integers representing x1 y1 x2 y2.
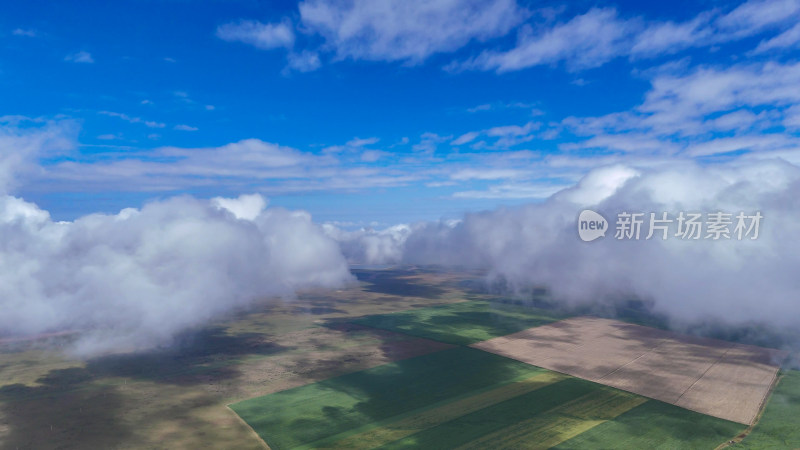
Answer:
216 19 295 50
65 51 94 63
12 28 37 37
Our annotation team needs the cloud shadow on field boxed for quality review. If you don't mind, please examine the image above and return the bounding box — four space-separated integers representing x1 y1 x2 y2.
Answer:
352 269 446 299
84 326 291 385
232 347 535 449
0 368 131 449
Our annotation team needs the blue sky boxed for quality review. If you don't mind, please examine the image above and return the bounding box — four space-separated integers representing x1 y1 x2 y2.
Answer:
1 0 799 225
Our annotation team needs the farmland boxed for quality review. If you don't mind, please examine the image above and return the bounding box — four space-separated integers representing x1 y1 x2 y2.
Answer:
732 370 800 448
0 267 795 449
472 317 785 424
231 346 746 449
351 299 565 345
0 268 469 448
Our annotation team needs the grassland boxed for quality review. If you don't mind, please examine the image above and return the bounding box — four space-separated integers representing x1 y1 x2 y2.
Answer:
733 370 800 448
351 300 564 345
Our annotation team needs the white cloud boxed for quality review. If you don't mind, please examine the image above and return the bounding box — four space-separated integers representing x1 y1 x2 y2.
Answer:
687 134 798 157
45 139 322 191
322 136 380 154
328 161 800 349
451 131 480 146
39 138 418 193
450 168 529 180
216 19 295 50
453 182 566 199
753 21 800 52
65 51 94 63
705 109 763 131
467 104 492 113
174 124 198 131
12 28 37 37
286 51 322 72
558 60 800 161
455 8 635 72
212 193 267 220
630 14 713 58
324 223 413 264
784 105 800 129
452 0 800 74
99 111 165 128
412 132 450 153
0 117 77 192
0 193 352 356
298 0 527 63
715 0 800 38
452 121 540 149
360 149 388 162
638 61 800 132
347 137 379 147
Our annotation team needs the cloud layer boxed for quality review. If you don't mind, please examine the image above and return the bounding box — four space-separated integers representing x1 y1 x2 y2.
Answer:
333 160 800 344
0 193 352 356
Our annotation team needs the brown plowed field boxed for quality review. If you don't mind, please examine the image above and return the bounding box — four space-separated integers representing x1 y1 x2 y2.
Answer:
471 317 787 425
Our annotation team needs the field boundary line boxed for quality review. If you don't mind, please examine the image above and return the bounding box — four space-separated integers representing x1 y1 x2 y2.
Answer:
673 344 734 405
224 405 270 450
596 338 670 381
713 372 785 450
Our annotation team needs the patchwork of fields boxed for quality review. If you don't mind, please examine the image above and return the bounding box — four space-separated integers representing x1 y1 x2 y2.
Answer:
2 268 794 448
472 316 786 424
230 347 745 449
350 300 566 345
229 298 798 449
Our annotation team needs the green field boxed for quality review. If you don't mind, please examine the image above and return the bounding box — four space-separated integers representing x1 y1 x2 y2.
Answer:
230 346 747 449
351 300 564 345
229 347 546 448
734 370 800 448
553 400 743 449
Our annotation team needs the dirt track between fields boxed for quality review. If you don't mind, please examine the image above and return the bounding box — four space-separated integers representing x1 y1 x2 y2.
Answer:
471 317 787 424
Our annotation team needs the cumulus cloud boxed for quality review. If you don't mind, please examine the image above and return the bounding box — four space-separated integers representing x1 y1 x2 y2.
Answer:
334 160 800 347
0 121 354 357
298 0 527 63
0 193 352 356
323 223 413 264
